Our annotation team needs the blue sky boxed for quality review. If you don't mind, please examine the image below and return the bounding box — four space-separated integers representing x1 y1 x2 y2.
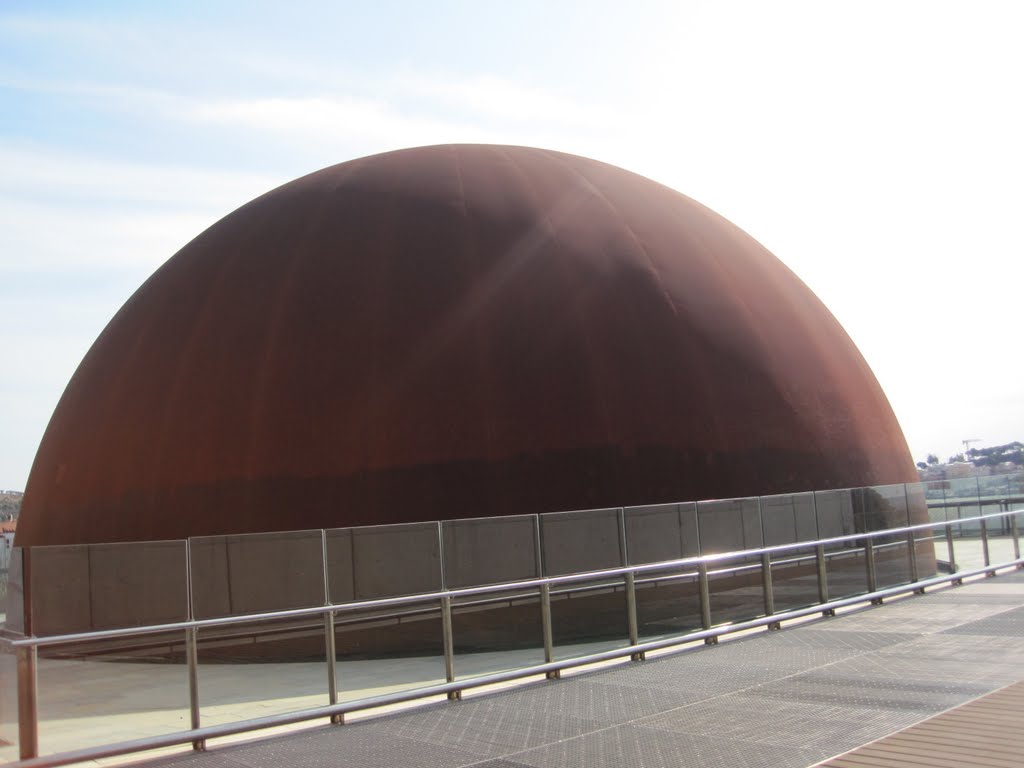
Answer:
2 1 1023 490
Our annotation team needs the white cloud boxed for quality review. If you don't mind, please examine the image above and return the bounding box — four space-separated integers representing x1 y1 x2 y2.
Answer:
0 144 279 209
190 95 461 144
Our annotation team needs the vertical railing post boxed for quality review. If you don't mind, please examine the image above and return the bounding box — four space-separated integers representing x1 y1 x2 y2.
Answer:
323 612 340 722
185 629 202 750
618 508 642 660
440 595 459 699
1011 513 1021 566
540 582 558 678
17 644 38 761
698 561 715 644
625 572 641 659
536 514 559 678
944 523 958 577
864 536 880 602
184 538 204 751
533 514 545 580
437 521 460 700
980 517 993 576
816 544 833 616
321 530 341 724
761 551 778 630
904 485 920 587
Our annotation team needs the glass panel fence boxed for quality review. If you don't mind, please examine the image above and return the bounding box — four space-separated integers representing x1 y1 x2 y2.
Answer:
813 489 856 546
5 547 25 634
540 507 623 577
196 616 329 722
978 476 1014 549
1010 471 1024 502
768 544 821 613
861 484 912 588
550 574 630 661
188 530 329 721
442 515 543 679
36 631 190 756
12 541 192 755
760 492 816 547
332 601 445 703
906 482 938 579
634 564 702 642
326 522 445 700
623 503 685 566
706 551 765 626
189 530 325 621
696 495 762 628
625 503 702 642
945 477 982 535
28 541 188 636
825 543 869 601
451 588 544 679
0 640 17 763
925 479 951 527
539 507 630 660
696 497 761 556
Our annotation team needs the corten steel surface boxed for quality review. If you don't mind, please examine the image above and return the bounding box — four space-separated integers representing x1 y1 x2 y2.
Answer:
18 144 917 546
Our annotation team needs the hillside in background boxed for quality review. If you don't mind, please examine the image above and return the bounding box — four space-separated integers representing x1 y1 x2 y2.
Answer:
0 491 22 519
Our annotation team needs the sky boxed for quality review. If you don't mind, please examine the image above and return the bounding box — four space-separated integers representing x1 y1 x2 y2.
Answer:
1 0 1022 491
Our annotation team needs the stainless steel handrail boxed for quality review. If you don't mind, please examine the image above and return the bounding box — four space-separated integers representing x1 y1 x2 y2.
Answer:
5 506 1023 766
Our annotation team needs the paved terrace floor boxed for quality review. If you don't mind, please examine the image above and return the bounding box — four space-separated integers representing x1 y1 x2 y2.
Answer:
81 566 1024 768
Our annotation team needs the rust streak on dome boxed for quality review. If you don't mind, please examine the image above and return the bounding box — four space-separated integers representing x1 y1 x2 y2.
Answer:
17 144 916 546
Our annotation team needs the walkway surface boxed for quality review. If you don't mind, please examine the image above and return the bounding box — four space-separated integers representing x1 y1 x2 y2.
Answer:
104 568 1024 768
819 678 1024 767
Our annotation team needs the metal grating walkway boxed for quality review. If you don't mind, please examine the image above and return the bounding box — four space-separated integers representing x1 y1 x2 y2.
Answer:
127 571 1024 768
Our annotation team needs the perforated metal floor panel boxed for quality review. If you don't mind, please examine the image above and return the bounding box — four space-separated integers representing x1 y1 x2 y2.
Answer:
131 572 1024 768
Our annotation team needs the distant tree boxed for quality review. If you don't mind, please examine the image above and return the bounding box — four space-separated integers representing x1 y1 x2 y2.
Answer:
948 453 966 464
926 453 939 465
966 441 1024 467
916 461 928 470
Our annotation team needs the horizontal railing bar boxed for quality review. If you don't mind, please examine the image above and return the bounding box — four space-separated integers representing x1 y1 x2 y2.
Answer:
12 556 1023 768
12 507 1024 649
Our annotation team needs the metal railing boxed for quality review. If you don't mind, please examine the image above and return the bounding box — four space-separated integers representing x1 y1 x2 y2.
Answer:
3 506 1022 768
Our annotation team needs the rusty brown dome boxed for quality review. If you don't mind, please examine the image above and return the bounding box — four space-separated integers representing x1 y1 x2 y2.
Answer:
17 144 915 546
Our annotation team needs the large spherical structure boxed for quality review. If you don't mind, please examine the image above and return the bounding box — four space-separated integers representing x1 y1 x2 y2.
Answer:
18 144 915 546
